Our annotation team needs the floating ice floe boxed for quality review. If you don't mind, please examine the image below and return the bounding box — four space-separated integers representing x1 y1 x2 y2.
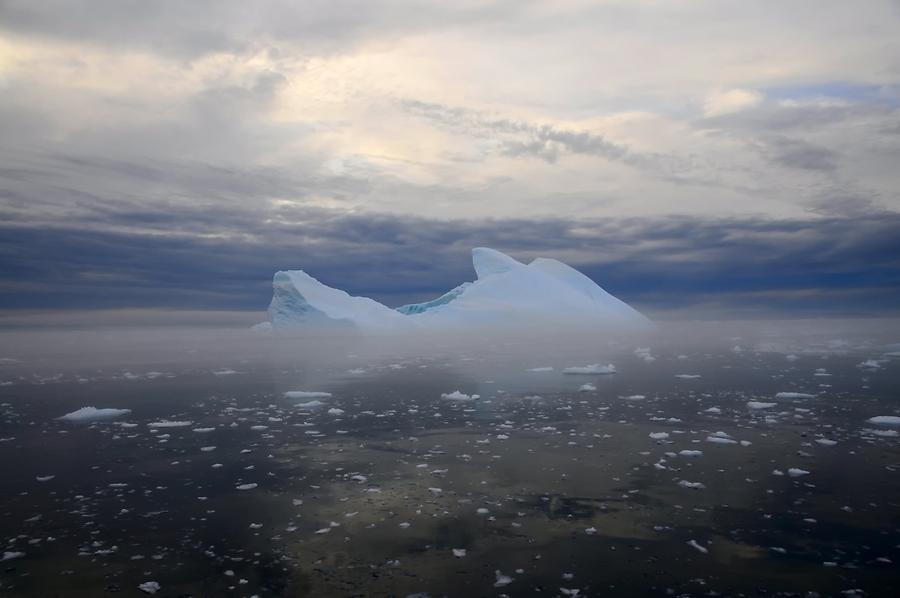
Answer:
1 551 25 562
775 392 816 399
441 390 480 401
138 581 161 594
284 391 332 399
58 406 132 422
494 570 514 587
563 364 616 375
294 400 326 408
578 383 597 392
452 548 466 557
867 415 900 426
675 374 701 379
747 401 777 410
147 420 192 428
687 540 708 554
679 450 703 457
678 480 706 489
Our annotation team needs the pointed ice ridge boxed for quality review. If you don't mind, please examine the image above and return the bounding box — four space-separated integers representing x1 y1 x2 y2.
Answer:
267 248 651 333
472 247 525 279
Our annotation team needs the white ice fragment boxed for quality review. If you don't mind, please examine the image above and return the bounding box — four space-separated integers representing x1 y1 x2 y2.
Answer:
815 438 837 446
236 483 258 491
452 548 466 557
494 570 514 587
578 383 597 392
678 480 706 489
867 416 900 426
284 391 332 399
441 390 479 401
687 540 708 554
58 407 132 422
649 432 669 440
1 551 25 562
775 392 815 399
327 408 345 416
787 468 810 477
679 450 703 457
147 420 192 428
747 401 776 410
706 436 738 445
138 581 161 594
675 374 701 379
563 364 616 375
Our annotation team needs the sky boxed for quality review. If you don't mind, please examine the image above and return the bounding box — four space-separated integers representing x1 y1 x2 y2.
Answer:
1 0 899 321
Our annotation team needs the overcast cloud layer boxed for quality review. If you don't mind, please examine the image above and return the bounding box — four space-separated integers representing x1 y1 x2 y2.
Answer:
1 1 899 318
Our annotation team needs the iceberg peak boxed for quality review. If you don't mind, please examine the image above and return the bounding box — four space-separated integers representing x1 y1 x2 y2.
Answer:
472 247 525 280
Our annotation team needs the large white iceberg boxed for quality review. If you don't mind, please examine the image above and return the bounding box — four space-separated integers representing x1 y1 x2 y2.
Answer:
267 247 650 333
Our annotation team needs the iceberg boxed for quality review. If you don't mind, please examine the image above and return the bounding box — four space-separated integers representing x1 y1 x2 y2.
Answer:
267 247 650 333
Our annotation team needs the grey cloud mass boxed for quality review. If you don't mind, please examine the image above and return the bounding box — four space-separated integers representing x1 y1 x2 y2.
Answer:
1 0 899 318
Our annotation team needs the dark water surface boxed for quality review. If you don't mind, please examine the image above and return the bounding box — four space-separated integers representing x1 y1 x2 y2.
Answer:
1 322 899 597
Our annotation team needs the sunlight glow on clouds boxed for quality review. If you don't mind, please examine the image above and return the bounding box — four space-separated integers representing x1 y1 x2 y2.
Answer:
0 0 898 315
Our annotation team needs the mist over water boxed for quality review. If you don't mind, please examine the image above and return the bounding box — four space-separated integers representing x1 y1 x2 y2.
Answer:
1 319 899 596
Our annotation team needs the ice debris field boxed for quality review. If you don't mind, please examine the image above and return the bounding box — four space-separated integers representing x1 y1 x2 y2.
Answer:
0 320 899 596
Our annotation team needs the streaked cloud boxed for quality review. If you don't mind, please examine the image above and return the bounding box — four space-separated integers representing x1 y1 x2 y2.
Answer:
0 0 898 315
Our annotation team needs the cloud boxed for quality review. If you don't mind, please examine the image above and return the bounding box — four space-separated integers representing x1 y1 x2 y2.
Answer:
1 204 897 318
763 136 838 172
703 88 763 117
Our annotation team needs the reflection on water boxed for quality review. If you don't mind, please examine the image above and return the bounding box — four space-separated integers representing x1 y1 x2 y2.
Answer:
0 321 899 596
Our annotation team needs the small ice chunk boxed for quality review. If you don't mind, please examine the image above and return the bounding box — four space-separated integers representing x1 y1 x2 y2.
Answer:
678 480 706 489
441 390 480 401
138 581 161 594
494 570 514 587
867 416 900 426
706 436 738 445
687 540 708 554
452 548 467 557
58 407 132 422
787 468 810 477
815 438 837 446
775 392 815 399
578 383 597 392
747 401 776 410
147 420 192 428
1 551 25 562
679 450 703 457
236 483 258 490
563 364 616 375
675 374 701 379
294 400 325 408
649 432 669 440
284 391 332 399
